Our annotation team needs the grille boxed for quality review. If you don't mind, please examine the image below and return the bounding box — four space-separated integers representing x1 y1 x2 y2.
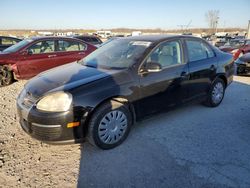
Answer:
31 124 62 140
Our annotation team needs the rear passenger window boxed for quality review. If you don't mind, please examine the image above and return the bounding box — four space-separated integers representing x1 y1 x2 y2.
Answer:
58 40 85 52
79 43 87 51
186 40 215 62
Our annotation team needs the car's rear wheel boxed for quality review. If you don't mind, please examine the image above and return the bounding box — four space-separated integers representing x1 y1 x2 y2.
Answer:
0 66 13 87
204 78 225 107
87 100 132 149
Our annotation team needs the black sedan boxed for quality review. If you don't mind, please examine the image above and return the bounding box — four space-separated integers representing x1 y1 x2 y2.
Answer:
0 36 21 51
17 35 234 149
235 53 250 75
73 35 103 46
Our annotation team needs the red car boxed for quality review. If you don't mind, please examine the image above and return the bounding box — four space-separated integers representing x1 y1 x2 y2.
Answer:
219 39 250 60
0 37 96 86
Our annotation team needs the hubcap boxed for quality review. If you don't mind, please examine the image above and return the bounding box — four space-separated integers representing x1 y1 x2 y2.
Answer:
98 110 128 144
212 82 224 104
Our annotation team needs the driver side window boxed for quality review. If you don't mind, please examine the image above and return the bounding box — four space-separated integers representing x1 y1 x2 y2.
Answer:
28 40 55 54
146 41 182 68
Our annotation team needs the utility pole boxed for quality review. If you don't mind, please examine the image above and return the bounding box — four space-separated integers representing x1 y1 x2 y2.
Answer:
247 20 250 39
215 16 219 34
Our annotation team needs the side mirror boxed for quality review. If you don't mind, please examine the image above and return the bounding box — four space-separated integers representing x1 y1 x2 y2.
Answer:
144 62 162 73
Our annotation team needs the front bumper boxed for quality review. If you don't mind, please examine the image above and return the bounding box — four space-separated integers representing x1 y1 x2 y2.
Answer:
17 99 87 144
236 63 250 74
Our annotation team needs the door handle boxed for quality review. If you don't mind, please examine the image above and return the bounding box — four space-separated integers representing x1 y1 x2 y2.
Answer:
48 55 57 58
210 65 216 71
181 71 188 77
78 52 85 55
180 72 189 79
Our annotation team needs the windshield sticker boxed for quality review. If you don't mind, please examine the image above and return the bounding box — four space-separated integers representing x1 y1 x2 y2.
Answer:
131 41 152 47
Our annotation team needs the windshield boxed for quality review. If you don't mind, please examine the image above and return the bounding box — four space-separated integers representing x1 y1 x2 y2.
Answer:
3 39 32 53
79 39 151 69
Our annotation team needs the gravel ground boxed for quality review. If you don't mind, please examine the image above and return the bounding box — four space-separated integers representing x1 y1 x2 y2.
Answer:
0 76 250 188
0 80 81 188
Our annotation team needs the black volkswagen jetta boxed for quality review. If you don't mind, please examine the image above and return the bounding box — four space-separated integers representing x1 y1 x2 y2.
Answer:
17 35 234 149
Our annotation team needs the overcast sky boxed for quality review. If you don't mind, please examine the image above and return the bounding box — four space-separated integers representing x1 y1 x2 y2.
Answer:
1 0 249 30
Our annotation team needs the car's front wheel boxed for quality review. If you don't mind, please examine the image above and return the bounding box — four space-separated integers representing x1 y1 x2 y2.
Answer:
204 78 225 107
0 65 13 87
87 100 132 149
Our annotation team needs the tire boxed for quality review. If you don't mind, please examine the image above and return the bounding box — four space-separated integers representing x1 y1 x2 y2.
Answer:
87 100 132 150
236 66 245 75
0 65 13 87
204 78 225 107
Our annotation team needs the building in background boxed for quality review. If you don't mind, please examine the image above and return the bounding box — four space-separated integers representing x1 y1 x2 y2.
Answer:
37 31 54 36
96 31 112 39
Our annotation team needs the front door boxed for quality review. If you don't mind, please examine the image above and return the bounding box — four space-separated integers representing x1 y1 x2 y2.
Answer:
17 40 57 79
138 40 189 117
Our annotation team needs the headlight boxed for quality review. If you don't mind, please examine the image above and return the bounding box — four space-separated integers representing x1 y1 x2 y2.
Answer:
36 91 72 112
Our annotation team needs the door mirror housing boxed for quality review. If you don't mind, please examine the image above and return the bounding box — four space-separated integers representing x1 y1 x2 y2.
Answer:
144 62 162 73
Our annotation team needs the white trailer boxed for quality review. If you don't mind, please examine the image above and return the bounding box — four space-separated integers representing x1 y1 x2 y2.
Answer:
97 31 112 39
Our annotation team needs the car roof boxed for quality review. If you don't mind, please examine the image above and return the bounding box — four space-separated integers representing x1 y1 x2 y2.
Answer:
120 35 200 43
29 36 82 41
0 36 21 40
73 35 99 38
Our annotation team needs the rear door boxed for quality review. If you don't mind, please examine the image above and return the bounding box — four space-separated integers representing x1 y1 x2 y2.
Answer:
138 40 189 116
54 39 88 67
17 39 57 78
184 39 217 99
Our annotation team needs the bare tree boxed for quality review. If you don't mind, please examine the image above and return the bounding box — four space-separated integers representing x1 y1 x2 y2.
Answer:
205 10 219 33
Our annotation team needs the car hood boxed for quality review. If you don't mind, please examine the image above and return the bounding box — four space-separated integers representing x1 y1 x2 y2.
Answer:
239 53 250 62
219 46 237 52
24 62 121 97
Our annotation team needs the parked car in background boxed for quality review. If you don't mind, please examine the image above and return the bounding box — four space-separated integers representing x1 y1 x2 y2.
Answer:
97 37 120 48
214 36 232 48
17 35 234 149
0 36 96 86
219 39 250 60
236 39 250 57
235 53 250 75
0 36 22 51
73 35 102 46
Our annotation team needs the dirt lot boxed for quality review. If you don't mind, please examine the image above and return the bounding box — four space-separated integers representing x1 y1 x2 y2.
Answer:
0 80 81 188
0 76 250 188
